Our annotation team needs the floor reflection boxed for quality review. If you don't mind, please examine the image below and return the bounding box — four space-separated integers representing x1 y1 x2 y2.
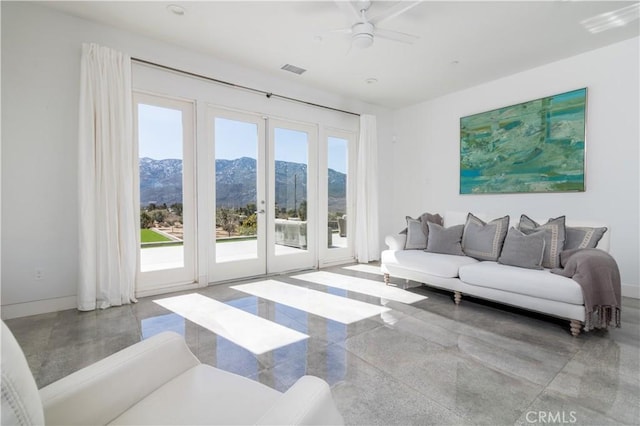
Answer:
141 312 185 339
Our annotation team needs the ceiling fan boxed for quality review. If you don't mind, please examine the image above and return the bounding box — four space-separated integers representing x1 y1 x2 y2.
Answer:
328 0 421 49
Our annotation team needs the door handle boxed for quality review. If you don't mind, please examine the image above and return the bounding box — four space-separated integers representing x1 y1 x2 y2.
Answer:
258 209 265 214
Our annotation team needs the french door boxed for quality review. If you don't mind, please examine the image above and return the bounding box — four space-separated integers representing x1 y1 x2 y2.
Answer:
134 93 197 294
209 107 317 282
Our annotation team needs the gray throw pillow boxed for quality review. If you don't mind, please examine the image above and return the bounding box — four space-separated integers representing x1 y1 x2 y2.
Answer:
498 227 546 270
425 223 465 256
565 226 607 249
462 213 509 261
401 212 443 250
519 215 566 269
404 216 427 250
419 212 443 241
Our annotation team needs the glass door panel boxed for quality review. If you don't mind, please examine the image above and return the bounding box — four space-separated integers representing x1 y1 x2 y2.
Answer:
328 136 348 249
215 117 259 262
274 127 308 254
210 108 266 281
135 93 196 292
138 104 185 271
320 129 356 265
268 119 316 273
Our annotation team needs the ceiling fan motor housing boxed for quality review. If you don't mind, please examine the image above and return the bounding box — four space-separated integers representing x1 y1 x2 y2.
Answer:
352 21 374 48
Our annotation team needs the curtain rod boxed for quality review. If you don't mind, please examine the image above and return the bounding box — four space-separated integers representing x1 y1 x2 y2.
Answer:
132 57 360 117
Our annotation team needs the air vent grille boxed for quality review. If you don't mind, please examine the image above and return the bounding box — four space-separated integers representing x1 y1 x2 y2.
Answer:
281 64 307 75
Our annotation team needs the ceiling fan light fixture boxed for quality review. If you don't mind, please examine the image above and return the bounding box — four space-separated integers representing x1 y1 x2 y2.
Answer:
353 32 374 49
352 22 374 49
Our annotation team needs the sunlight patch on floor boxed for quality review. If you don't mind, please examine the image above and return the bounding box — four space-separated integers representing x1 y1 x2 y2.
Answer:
341 264 384 275
154 293 308 354
293 271 427 304
232 280 390 324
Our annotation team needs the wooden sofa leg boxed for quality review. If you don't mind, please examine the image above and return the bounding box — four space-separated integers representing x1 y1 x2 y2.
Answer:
383 273 390 286
454 291 462 305
570 320 582 337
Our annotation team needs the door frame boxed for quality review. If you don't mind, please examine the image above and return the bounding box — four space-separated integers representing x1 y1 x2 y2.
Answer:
207 106 267 282
207 109 319 281
267 117 318 274
318 127 357 266
134 91 198 296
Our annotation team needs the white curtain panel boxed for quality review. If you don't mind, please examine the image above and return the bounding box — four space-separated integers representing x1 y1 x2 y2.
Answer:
78 43 137 311
355 114 380 263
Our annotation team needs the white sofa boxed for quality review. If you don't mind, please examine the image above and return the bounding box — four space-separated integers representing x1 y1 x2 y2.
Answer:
1 321 344 425
381 212 610 337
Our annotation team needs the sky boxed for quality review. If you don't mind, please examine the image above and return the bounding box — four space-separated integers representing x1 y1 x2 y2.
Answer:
138 104 348 174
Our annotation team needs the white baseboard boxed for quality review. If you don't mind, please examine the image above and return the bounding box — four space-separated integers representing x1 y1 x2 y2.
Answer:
135 282 200 299
622 283 640 299
1 296 77 320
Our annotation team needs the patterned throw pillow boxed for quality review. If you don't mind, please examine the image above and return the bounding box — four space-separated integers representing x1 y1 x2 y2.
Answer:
425 223 465 256
401 212 443 250
462 213 509 261
404 216 427 250
498 227 546 270
518 215 566 269
565 226 607 249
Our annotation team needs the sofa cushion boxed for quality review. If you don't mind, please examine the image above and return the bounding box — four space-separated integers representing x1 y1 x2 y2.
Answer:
462 213 509 261
426 223 465 256
110 364 281 425
498 227 545 270
381 249 478 278
565 226 608 250
519 215 566 269
459 262 584 305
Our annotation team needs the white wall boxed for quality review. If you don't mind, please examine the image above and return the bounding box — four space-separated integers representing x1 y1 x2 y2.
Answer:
0 2 392 318
391 37 640 297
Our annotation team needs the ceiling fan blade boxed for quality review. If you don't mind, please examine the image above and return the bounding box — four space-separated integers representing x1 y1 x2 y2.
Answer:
369 1 421 26
374 28 419 44
334 0 362 23
326 27 354 35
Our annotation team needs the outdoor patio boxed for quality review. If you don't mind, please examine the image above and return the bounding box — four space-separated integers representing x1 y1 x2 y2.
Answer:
141 235 347 272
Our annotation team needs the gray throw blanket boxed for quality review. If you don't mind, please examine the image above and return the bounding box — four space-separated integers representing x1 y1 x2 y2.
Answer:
551 248 621 331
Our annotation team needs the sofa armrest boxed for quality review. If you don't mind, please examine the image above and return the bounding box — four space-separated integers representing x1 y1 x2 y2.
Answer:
385 234 406 251
255 375 344 425
39 331 200 425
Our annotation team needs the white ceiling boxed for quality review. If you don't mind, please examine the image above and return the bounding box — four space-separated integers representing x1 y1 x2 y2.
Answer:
41 1 640 108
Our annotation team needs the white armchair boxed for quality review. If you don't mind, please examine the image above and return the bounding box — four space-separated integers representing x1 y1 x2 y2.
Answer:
1 321 344 425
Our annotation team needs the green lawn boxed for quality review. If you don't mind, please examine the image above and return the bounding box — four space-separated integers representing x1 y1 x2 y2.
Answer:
141 229 172 243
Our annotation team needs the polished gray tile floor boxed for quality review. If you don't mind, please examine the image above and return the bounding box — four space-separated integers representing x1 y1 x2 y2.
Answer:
6 264 640 425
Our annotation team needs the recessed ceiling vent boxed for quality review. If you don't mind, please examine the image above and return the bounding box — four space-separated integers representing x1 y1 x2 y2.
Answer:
281 64 307 75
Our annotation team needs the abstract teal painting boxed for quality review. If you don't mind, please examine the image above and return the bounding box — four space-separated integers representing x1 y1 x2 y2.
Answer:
460 88 587 194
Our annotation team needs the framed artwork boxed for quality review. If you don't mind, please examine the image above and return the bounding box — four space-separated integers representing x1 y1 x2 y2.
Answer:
460 88 587 194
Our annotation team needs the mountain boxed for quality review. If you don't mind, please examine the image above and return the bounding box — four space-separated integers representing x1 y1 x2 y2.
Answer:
215 157 259 208
139 157 347 213
139 158 183 206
